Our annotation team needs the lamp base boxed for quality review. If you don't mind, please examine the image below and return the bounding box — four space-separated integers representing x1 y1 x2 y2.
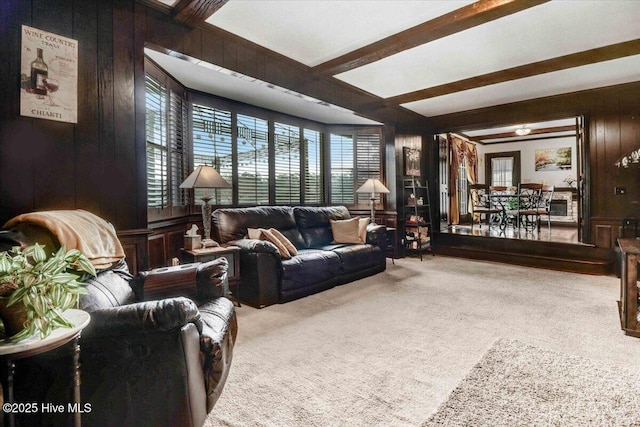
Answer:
370 197 377 226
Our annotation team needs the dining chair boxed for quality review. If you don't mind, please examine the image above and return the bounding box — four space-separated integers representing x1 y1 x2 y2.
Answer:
515 183 543 232
537 185 555 232
468 184 501 230
488 186 513 230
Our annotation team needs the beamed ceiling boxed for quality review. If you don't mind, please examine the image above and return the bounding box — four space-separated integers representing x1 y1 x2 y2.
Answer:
147 0 640 141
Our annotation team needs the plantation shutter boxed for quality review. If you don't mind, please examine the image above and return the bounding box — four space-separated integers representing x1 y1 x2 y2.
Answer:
303 129 323 204
237 114 269 205
274 122 301 204
355 132 382 205
145 73 168 209
170 89 189 208
192 104 233 205
329 133 354 204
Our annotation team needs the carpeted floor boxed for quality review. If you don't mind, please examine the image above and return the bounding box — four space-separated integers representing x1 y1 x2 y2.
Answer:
206 256 639 426
423 338 640 426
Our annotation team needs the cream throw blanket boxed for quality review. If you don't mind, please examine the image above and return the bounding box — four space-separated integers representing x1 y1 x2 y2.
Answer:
4 209 125 269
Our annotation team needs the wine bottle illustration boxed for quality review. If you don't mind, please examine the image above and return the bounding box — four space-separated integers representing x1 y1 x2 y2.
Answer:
30 48 48 97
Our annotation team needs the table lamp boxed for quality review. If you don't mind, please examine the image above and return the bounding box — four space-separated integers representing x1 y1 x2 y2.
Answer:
356 178 390 225
180 165 231 248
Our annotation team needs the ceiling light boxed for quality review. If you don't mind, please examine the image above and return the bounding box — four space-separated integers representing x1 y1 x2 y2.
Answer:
515 126 531 136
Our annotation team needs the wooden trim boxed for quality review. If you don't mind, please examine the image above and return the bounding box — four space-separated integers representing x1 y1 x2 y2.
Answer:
312 0 549 77
471 125 576 142
173 0 228 27
386 39 640 105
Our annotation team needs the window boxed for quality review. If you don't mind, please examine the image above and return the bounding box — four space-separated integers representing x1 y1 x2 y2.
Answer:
330 133 354 204
330 129 383 206
303 129 323 204
458 158 468 215
237 114 269 205
145 67 189 220
274 122 301 204
192 104 233 205
355 132 381 205
145 73 167 209
491 157 513 187
146 57 384 217
486 151 521 187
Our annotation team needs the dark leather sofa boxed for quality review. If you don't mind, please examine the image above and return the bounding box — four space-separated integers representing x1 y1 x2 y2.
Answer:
0 221 237 427
212 206 387 308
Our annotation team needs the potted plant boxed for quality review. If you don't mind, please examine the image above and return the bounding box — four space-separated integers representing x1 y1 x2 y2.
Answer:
0 243 96 341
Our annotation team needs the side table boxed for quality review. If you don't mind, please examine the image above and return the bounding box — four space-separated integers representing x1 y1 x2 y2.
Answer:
181 246 241 306
0 309 90 427
618 238 640 337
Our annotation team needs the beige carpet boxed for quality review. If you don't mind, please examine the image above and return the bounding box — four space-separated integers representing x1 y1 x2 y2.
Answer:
205 256 638 426
423 338 640 426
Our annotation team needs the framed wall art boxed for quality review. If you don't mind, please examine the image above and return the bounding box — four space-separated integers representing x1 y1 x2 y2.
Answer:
535 147 572 171
20 25 78 123
403 147 421 176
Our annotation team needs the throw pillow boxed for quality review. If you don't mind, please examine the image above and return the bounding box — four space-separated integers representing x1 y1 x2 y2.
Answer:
268 228 298 256
330 217 362 244
247 228 262 239
260 228 292 259
358 217 370 243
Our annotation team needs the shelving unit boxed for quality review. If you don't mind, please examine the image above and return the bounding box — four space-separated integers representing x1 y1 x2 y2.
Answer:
403 178 434 260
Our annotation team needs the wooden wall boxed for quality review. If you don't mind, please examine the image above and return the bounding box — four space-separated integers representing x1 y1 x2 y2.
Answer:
0 0 146 231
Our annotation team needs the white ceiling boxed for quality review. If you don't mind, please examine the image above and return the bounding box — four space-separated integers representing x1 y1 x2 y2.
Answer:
150 0 640 135
146 50 382 125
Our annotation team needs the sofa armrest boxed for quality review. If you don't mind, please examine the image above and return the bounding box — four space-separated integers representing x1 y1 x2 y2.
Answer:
83 297 203 338
366 224 387 249
198 297 237 411
196 257 229 300
229 238 280 256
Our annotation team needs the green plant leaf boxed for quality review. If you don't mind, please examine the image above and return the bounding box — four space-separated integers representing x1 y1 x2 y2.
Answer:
32 243 47 263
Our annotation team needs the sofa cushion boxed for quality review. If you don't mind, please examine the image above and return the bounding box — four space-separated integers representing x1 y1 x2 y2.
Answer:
294 206 351 248
326 244 382 275
213 206 305 248
280 249 341 292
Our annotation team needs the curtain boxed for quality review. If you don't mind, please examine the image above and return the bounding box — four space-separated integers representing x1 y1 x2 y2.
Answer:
449 134 478 224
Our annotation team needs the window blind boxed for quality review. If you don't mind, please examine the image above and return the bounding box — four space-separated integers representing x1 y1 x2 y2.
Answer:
237 114 269 205
145 73 168 209
192 104 233 205
329 133 354 204
355 132 382 205
274 122 301 204
303 129 322 204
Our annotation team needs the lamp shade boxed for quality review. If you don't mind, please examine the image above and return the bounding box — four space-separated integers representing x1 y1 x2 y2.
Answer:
179 165 231 189
356 178 390 194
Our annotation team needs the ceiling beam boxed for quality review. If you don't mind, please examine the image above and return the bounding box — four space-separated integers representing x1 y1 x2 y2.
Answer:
172 0 228 27
386 39 640 105
312 0 549 77
474 125 576 141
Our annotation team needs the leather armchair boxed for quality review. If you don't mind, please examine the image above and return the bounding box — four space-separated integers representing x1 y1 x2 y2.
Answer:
0 222 237 427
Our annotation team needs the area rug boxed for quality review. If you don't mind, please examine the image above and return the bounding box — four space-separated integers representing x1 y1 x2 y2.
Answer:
423 338 640 427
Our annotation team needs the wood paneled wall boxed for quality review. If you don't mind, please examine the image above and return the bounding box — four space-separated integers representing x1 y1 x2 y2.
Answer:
1 0 147 232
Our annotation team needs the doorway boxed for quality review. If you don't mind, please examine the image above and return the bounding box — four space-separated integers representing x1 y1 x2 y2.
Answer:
438 117 584 244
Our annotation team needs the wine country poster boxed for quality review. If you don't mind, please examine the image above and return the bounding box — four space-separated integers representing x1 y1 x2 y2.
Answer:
20 25 78 123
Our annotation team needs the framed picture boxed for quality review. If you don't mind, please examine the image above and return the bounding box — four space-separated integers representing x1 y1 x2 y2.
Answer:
403 147 421 176
535 147 572 171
